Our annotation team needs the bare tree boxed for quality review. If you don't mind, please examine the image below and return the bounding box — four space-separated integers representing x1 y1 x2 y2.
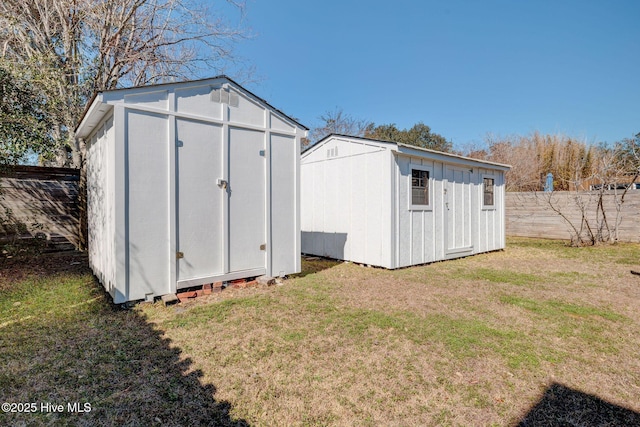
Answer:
0 0 248 167
1 0 248 250
88 0 247 90
473 131 639 246
306 108 373 147
541 142 638 246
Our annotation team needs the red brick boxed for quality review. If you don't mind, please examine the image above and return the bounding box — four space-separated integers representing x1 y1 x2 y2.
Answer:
176 291 197 302
229 279 245 289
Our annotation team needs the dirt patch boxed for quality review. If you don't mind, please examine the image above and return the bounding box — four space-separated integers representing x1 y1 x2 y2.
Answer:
0 251 89 291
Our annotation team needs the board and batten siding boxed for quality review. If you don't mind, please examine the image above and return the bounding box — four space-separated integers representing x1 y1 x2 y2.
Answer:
301 137 392 267
394 154 440 267
477 167 506 253
301 135 509 269
393 158 506 268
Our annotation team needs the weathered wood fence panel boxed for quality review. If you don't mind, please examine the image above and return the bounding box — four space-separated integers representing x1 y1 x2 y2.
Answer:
0 166 80 250
506 191 640 243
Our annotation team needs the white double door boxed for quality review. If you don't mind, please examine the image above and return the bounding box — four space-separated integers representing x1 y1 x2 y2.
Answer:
175 119 266 287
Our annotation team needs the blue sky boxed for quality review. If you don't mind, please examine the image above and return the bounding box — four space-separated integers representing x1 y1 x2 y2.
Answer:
227 0 639 147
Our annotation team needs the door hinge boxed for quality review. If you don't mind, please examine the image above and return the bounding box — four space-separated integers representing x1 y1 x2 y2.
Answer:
259 243 266 251
176 251 184 259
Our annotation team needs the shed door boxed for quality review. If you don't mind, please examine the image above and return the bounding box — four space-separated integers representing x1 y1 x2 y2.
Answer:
228 127 266 272
176 119 225 283
176 121 266 287
444 166 473 255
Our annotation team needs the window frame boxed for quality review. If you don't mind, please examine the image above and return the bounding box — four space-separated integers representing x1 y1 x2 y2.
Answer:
408 164 433 211
482 174 497 209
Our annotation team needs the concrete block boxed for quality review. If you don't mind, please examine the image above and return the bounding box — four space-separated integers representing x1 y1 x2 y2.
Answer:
161 293 179 306
257 275 276 286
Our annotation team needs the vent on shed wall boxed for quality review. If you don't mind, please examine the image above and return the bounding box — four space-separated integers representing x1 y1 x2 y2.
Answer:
326 146 339 158
210 87 239 107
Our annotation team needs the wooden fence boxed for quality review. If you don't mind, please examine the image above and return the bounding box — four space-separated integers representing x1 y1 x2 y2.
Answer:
0 165 80 250
506 191 640 243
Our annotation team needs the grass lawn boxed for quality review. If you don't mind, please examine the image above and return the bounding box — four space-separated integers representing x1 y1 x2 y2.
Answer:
1 238 640 426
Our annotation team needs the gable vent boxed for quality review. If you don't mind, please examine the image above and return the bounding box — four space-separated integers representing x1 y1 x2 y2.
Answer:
210 87 221 103
229 91 239 107
210 87 239 107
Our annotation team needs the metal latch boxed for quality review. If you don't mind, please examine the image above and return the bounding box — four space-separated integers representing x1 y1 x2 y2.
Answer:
217 179 228 189
259 244 266 251
176 251 184 259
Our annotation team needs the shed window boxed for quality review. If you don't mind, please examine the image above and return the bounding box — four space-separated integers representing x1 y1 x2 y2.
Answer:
412 169 429 205
483 178 495 206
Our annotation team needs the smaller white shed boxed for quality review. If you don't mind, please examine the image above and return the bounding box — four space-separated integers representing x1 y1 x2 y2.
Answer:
301 134 510 268
76 76 307 303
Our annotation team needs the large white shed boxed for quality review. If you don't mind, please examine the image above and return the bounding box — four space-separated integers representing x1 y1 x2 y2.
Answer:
76 76 307 303
301 134 510 268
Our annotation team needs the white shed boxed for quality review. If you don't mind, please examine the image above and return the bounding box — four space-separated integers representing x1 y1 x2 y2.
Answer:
76 76 307 303
301 134 510 268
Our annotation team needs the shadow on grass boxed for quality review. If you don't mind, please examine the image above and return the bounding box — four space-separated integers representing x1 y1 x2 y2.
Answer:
518 382 640 427
0 254 248 426
293 256 342 278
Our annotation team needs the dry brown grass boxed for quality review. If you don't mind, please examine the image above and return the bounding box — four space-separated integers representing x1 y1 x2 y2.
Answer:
141 238 640 426
1 238 640 426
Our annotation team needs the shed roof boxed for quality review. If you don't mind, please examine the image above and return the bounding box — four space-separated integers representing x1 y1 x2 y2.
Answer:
304 134 511 171
75 75 308 139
